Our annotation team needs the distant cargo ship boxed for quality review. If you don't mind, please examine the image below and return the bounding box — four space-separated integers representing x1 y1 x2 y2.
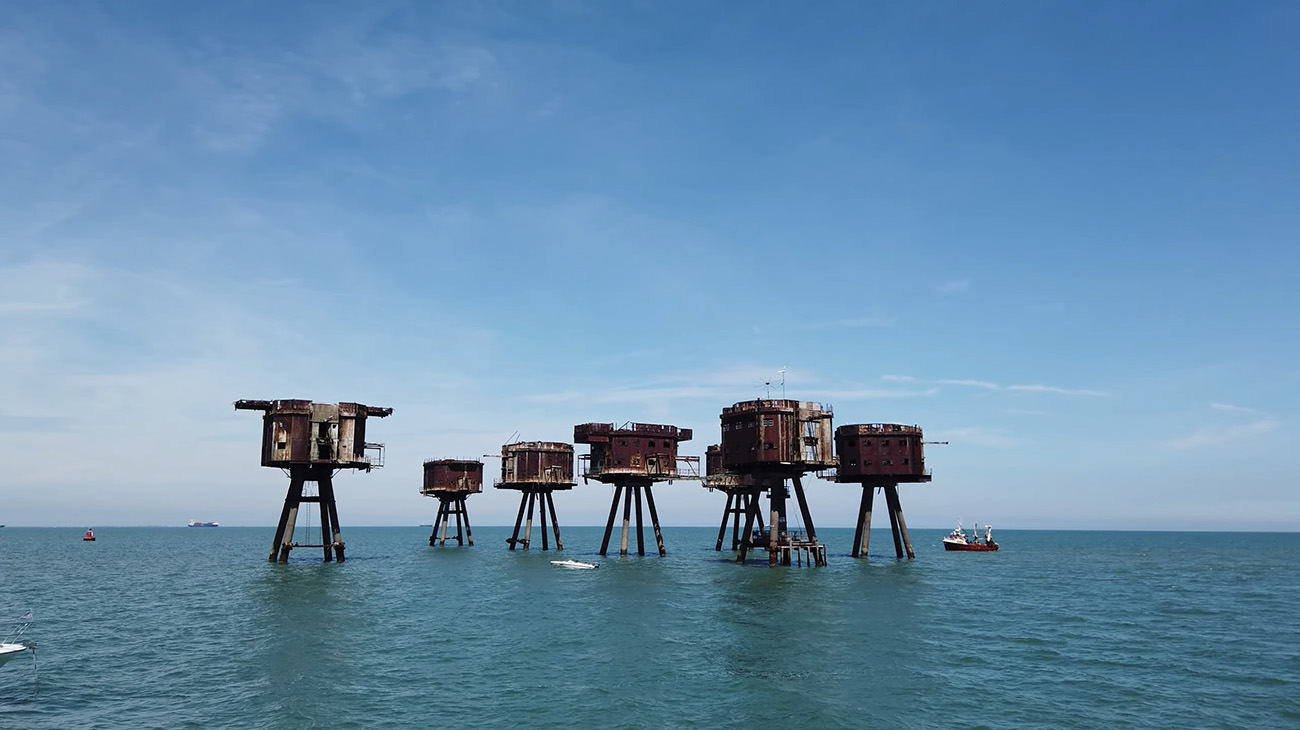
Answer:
187 520 220 527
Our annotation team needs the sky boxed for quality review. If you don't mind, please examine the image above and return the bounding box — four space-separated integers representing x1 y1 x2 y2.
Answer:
2 1 1297 531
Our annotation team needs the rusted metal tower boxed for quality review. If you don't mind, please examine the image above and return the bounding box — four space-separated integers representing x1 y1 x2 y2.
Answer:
575 422 700 557
718 399 835 566
422 459 483 547
703 444 763 551
830 424 931 559
234 399 391 563
494 441 574 551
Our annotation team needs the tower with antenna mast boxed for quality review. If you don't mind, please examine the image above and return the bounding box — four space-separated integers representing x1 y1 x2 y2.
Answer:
716 392 835 566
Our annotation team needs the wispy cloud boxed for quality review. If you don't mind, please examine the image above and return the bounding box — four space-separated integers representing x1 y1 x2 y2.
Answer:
0 260 92 317
1005 384 1109 397
529 96 562 119
937 278 971 294
0 300 80 314
180 22 501 152
882 374 916 382
809 387 940 400
938 378 1000 390
1210 402 1258 414
936 426 1020 449
521 366 940 408
806 314 893 330
1165 420 1281 450
935 378 1109 397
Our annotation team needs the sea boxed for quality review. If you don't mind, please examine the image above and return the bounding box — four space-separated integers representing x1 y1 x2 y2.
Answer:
1 526 1297 729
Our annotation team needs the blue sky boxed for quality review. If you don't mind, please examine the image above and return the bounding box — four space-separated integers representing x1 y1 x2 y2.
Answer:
2 1 1296 530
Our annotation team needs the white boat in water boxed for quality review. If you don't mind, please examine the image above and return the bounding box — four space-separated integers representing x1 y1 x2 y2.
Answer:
0 611 34 668
188 520 220 527
550 559 599 570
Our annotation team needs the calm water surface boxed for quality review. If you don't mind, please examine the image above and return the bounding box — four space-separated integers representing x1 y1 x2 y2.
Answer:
1 527 1297 728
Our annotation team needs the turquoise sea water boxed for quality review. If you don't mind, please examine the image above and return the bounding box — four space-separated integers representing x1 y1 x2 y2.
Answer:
1 526 1297 728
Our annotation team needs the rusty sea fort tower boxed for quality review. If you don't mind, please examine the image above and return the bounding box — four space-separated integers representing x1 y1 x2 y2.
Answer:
421 459 484 546
235 399 392 562
495 440 575 551
711 399 836 566
574 421 700 557
831 423 936 560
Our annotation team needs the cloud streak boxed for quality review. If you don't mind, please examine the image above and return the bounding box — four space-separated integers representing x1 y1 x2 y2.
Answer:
1210 402 1258 414
936 378 1110 397
938 378 1000 390
1005 384 1109 397
935 426 1020 449
1165 420 1281 450
522 368 940 409
805 314 894 330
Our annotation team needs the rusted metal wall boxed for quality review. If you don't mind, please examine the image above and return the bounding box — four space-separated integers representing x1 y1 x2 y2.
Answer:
833 423 931 483
575 422 692 481
702 443 755 489
422 459 484 494
234 399 392 469
718 399 834 472
497 441 575 489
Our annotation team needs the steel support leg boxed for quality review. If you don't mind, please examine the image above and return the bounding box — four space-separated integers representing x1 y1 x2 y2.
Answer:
522 492 536 550
715 492 733 551
884 484 914 559
321 474 344 562
545 492 564 550
509 492 528 550
619 485 633 557
600 485 622 556
645 486 667 557
634 486 645 556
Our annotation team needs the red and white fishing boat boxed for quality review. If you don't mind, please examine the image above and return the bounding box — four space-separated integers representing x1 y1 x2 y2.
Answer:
943 521 999 552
